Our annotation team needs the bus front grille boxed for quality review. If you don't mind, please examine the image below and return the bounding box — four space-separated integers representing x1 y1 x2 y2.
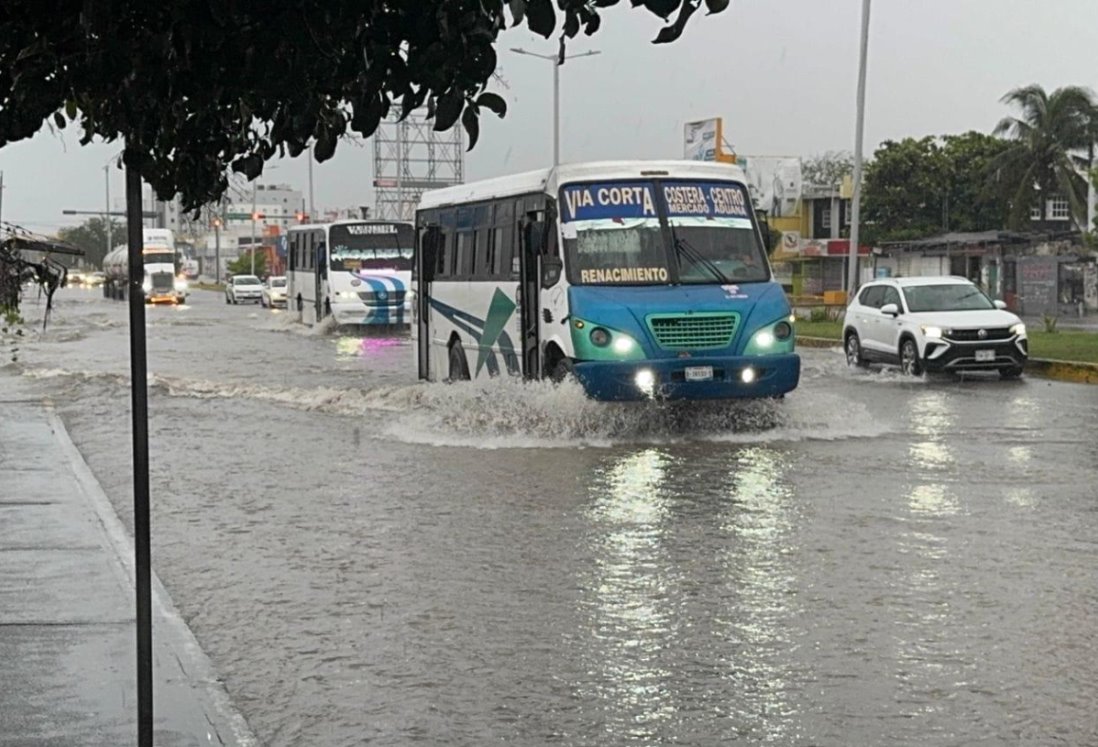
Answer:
646 313 738 350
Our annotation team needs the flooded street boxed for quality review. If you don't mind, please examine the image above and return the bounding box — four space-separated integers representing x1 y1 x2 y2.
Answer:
5 287 1098 745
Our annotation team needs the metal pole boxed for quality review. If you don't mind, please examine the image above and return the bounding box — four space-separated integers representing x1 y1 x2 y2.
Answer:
250 183 257 275
553 60 560 167
846 0 871 298
105 166 112 266
0 171 4 226
214 221 221 283
124 155 154 747
308 147 315 221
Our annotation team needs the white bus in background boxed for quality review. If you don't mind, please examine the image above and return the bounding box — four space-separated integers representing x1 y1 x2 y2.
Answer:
102 228 188 304
286 220 415 327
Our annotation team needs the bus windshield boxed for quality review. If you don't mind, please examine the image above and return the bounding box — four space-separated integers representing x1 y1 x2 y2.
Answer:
329 223 414 272
560 180 766 286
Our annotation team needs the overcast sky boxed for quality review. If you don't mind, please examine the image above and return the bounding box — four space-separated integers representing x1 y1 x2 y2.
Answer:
1 0 1096 234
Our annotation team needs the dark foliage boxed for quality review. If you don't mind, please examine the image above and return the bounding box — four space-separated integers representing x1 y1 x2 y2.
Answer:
0 1 726 211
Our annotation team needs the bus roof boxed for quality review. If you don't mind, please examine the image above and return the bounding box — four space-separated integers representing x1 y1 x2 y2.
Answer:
417 160 749 211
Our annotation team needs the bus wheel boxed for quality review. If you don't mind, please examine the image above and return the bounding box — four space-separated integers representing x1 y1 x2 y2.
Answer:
448 341 471 382
550 357 575 383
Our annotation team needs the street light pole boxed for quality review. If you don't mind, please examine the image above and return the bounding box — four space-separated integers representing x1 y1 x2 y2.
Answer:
308 146 315 221
104 165 112 263
846 0 872 298
511 46 601 167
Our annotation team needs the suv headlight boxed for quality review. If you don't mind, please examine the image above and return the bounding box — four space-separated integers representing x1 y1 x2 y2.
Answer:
1010 322 1026 337
920 325 943 339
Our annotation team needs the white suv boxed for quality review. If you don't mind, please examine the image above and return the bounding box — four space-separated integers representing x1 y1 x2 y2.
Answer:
842 276 1028 378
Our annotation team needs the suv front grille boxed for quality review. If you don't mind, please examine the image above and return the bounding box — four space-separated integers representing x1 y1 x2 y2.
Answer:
946 327 1013 342
646 313 738 350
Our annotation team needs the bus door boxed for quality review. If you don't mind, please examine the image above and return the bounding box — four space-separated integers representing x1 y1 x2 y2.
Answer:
315 239 326 320
518 212 546 380
416 225 441 380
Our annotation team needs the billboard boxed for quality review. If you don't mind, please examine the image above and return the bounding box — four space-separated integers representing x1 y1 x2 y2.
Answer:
684 118 726 162
739 156 803 218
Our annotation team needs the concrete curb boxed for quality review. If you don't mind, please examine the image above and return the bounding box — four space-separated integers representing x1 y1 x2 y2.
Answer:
795 336 1098 384
45 405 258 747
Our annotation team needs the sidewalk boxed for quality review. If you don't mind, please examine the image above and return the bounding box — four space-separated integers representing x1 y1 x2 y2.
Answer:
0 395 255 746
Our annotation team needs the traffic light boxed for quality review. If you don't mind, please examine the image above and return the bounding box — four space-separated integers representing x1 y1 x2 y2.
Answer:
295 211 307 223
252 212 265 220
212 217 222 228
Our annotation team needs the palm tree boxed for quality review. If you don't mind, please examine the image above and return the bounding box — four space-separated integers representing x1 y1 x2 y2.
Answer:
992 84 1097 229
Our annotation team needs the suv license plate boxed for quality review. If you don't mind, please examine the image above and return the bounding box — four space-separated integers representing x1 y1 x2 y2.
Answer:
975 350 995 362
684 365 714 382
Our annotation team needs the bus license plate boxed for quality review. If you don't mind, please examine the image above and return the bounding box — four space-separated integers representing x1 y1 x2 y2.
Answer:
684 366 714 382
975 350 994 362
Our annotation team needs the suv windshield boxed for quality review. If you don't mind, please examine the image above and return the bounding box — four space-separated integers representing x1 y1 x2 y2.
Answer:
560 180 766 286
903 284 995 312
233 276 260 285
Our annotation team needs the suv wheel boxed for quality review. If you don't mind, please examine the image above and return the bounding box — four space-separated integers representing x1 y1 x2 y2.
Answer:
900 338 923 376
844 331 867 368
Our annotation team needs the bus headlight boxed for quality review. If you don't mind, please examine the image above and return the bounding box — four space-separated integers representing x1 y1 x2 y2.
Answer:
744 317 796 356
571 318 646 361
589 327 611 347
635 369 656 395
611 335 636 355
141 279 152 293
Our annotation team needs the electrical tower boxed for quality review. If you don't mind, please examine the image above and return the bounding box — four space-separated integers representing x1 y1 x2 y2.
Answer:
373 110 465 221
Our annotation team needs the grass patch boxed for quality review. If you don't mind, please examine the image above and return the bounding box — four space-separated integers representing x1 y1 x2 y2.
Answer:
1027 330 1098 364
792 318 1098 364
191 282 224 292
794 320 842 340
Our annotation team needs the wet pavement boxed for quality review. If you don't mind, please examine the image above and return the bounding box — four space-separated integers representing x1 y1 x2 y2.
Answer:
3 287 1098 745
0 394 253 746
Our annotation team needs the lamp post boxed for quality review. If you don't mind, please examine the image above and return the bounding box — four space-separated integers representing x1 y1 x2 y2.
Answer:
846 0 872 298
250 183 257 275
511 45 601 166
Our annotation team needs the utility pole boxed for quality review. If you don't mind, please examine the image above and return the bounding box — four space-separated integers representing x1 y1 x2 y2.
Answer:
0 171 5 227
846 0 872 299
308 146 315 221
213 216 221 283
250 183 257 275
104 165 112 265
511 45 601 166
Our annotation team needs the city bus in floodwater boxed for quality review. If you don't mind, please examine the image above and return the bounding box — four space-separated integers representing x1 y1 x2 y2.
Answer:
412 161 800 401
286 220 415 326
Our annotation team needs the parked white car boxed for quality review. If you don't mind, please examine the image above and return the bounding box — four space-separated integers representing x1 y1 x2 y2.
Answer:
261 276 288 308
225 275 264 304
842 276 1028 378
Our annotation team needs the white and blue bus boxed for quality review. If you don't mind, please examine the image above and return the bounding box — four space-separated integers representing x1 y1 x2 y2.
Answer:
286 220 415 326
412 161 800 401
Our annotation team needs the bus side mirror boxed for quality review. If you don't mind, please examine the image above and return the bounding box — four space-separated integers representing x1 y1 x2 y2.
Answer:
541 256 563 289
420 226 440 283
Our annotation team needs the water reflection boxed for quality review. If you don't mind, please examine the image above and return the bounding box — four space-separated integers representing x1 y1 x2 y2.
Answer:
717 447 800 744
334 335 404 360
907 392 956 470
582 448 676 740
577 445 804 743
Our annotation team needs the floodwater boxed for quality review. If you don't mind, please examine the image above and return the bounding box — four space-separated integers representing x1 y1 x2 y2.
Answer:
5 287 1098 745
